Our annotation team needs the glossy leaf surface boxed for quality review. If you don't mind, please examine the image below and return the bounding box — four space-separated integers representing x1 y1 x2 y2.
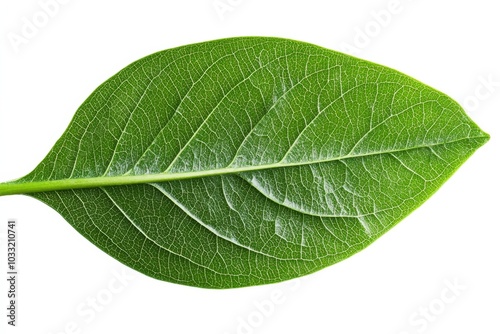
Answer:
0 37 489 288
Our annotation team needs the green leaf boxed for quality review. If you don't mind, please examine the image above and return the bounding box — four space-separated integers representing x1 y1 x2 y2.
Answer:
0 37 489 288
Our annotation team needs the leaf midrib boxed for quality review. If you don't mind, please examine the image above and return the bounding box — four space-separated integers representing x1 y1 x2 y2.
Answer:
0 135 486 196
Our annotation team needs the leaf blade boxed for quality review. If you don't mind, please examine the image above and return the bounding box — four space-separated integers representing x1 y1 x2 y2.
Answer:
0 37 489 288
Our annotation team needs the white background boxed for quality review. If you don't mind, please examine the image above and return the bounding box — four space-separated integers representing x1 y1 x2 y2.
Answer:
1 1 499 333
